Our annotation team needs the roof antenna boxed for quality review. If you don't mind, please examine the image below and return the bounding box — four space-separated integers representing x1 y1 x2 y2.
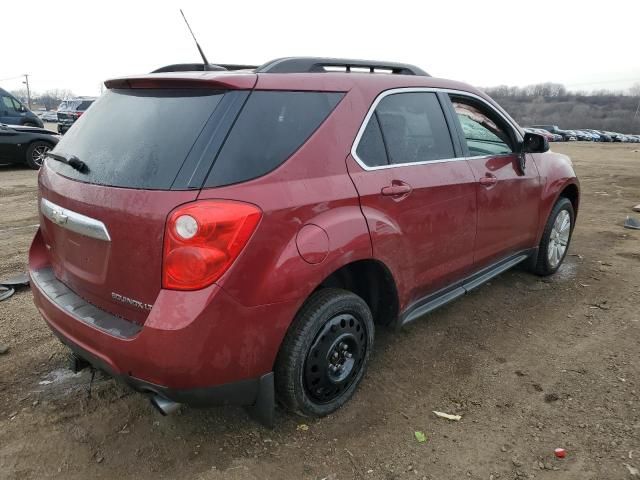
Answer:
180 9 210 71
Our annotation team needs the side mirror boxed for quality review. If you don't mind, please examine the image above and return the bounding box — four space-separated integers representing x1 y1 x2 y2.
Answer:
523 132 549 153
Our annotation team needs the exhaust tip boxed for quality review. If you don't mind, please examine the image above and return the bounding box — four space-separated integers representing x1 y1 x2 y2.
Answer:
150 394 181 416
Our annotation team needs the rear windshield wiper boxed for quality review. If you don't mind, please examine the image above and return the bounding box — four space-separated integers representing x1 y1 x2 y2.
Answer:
46 152 89 173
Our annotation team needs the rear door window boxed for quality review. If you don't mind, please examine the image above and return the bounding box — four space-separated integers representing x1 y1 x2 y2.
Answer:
373 92 455 165
49 89 225 189
204 91 343 187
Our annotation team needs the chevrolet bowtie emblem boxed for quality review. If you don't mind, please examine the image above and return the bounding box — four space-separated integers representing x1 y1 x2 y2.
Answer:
51 208 68 225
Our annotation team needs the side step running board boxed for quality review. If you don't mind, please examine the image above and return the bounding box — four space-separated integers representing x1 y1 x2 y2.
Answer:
400 253 530 326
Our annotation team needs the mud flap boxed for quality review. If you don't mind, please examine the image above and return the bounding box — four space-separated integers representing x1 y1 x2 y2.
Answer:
245 372 275 428
519 247 539 272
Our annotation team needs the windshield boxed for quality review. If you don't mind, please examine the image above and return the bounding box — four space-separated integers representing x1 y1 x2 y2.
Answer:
49 89 225 189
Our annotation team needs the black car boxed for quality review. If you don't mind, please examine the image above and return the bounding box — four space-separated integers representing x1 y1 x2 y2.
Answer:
57 97 96 134
605 131 625 142
531 124 572 141
0 124 59 169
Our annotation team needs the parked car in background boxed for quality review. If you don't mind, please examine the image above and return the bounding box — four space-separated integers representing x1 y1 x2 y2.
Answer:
0 88 45 128
524 127 555 142
57 97 96 134
532 128 562 142
531 125 572 141
40 111 58 122
573 130 592 141
29 57 580 425
561 130 578 141
606 131 625 142
586 131 601 142
586 129 612 142
0 123 59 168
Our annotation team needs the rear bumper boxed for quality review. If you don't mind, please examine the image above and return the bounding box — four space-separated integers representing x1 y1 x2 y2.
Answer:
52 324 269 408
29 231 299 407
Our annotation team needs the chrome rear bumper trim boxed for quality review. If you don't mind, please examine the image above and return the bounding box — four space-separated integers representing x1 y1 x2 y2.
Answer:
40 198 111 242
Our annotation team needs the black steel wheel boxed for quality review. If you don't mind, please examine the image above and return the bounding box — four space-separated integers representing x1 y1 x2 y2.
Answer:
275 288 374 417
303 312 367 404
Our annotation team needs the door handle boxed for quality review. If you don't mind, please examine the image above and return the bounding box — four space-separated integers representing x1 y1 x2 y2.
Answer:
479 174 497 187
381 182 412 197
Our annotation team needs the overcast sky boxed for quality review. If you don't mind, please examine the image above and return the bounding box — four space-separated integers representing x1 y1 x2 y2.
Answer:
2 0 639 97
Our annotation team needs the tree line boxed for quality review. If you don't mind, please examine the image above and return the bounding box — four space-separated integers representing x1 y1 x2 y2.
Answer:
484 82 640 134
9 88 76 111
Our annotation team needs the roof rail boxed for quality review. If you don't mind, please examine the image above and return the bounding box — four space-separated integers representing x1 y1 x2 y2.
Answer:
151 63 258 73
150 57 429 76
255 57 429 76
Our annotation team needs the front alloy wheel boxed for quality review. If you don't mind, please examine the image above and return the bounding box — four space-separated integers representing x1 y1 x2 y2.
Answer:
26 141 52 169
547 209 571 268
531 197 575 276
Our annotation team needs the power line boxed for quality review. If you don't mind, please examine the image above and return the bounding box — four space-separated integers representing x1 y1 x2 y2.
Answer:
0 75 24 82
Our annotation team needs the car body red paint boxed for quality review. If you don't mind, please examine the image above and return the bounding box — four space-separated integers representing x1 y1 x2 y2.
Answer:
29 60 579 421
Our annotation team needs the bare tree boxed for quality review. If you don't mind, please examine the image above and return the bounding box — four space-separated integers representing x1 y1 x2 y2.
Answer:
9 88 29 103
35 89 76 110
484 82 640 133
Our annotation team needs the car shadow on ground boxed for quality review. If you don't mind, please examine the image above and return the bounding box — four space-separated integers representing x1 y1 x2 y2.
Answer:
0 163 30 172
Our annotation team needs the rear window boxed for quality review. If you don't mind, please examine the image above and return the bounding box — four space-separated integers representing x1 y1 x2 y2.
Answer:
77 100 94 111
204 91 343 187
49 89 224 189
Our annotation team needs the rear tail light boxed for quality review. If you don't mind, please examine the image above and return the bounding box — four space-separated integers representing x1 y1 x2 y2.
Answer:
74 111 84 118
162 200 262 290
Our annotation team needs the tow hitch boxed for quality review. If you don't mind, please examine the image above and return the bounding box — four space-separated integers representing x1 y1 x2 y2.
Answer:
69 353 91 373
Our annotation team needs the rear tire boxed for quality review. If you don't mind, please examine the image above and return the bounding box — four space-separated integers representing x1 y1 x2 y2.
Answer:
275 288 374 417
530 197 575 276
25 141 52 169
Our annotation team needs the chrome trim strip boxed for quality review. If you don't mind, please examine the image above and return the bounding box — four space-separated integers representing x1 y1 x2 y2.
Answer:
350 87 522 172
41 198 111 242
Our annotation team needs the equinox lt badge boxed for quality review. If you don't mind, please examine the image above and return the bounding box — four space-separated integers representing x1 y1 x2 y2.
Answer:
111 292 153 311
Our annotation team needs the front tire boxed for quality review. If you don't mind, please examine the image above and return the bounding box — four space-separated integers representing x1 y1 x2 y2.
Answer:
275 288 374 417
531 197 575 276
25 141 52 169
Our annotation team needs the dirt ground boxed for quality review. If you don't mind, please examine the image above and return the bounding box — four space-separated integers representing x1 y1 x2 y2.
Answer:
1 143 639 480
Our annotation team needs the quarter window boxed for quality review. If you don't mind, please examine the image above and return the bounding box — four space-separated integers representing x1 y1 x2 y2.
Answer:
450 97 513 156
206 91 343 187
355 113 388 167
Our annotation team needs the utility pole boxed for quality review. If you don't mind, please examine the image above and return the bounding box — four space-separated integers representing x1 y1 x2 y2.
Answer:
23 74 32 109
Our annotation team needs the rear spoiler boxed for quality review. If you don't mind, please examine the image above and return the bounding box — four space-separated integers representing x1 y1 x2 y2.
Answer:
104 73 257 90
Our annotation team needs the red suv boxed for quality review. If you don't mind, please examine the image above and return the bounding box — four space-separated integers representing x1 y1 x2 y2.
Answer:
29 57 579 425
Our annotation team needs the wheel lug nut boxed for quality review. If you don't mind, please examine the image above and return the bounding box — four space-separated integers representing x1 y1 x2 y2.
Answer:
345 352 352 358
